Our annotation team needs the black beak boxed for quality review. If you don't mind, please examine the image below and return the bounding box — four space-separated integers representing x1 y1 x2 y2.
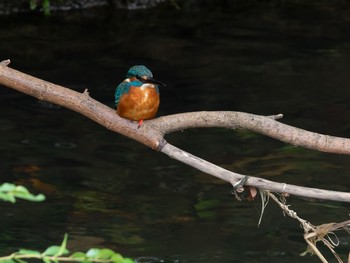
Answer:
138 75 166 87
147 77 166 87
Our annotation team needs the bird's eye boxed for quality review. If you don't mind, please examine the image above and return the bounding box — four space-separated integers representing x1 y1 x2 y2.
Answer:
137 75 147 82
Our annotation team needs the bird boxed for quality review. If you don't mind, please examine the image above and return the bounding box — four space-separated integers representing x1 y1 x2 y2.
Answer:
115 65 165 127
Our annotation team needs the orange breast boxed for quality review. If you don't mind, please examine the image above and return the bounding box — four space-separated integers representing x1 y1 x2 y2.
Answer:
117 84 160 121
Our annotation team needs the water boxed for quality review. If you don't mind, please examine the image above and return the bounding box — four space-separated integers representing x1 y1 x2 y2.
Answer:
0 4 350 262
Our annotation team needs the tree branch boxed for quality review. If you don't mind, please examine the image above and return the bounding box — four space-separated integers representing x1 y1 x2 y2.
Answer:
149 111 350 154
161 143 350 202
1 59 350 203
0 60 164 150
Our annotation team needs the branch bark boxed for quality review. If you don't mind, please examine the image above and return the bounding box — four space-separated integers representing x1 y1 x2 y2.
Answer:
1 59 350 202
149 111 350 154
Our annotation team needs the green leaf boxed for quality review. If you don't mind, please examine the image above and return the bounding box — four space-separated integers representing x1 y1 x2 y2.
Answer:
0 183 45 203
110 253 124 263
0 183 16 192
70 252 86 259
43 246 61 256
86 248 100 258
55 233 69 256
0 192 16 203
13 258 27 263
17 249 41 255
122 258 135 263
30 193 46 202
14 192 45 202
0 232 134 263
98 249 115 259
0 259 17 263
14 185 30 193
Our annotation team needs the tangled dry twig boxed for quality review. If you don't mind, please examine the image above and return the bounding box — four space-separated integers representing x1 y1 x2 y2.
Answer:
266 192 350 263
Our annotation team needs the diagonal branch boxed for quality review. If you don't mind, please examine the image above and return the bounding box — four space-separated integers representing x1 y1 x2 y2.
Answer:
161 143 350 202
0 60 164 150
1 59 350 202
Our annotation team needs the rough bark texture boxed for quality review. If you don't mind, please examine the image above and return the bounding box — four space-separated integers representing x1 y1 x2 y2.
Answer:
0 60 165 150
149 112 350 154
161 144 350 202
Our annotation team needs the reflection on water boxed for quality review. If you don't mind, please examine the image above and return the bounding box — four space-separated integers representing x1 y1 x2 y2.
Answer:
1 4 350 263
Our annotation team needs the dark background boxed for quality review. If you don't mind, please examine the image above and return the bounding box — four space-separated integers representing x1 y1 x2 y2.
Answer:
0 1 350 262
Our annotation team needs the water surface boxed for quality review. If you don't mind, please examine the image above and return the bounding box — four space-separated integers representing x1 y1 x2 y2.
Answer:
0 4 350 263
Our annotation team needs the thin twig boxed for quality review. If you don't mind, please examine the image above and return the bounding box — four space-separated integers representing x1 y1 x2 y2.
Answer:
162 143 350 202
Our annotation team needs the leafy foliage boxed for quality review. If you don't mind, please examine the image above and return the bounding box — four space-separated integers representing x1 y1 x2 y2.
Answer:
0 184 134 262
0 183 45 203
0 234 135 263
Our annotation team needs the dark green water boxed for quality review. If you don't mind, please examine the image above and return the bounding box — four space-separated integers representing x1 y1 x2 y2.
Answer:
1 3 350 262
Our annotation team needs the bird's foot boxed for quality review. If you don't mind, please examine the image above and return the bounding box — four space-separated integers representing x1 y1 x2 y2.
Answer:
137 119 144 129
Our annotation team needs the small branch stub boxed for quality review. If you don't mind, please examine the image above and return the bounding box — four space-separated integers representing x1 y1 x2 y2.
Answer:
83 88 89 96
1 59 11 66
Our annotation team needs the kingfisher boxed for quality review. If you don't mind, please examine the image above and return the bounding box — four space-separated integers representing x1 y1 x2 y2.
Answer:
115 65 165 127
